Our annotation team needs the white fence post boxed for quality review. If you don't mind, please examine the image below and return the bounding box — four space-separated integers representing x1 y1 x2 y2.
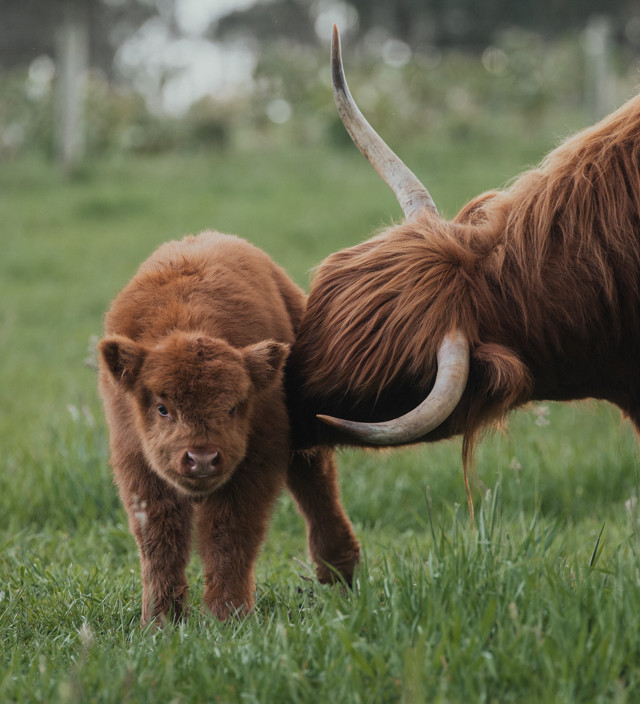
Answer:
583 16 616 122
55 1 89 171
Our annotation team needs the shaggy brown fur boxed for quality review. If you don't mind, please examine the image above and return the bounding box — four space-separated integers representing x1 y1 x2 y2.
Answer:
287 93 640 459
99 232 359 624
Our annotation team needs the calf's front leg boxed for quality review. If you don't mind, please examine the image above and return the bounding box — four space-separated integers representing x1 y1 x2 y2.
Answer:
196 472 282 620
116 460 193 625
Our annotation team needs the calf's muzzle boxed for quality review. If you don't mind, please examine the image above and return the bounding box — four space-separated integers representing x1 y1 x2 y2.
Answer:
180 449 222 477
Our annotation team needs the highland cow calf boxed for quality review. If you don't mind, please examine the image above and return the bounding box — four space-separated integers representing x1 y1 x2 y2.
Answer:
98 231 359 624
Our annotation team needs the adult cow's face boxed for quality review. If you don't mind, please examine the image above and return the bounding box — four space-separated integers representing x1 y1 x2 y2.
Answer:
291 26 470 446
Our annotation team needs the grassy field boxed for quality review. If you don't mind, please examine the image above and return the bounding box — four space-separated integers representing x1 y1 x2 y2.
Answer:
2 124 640 702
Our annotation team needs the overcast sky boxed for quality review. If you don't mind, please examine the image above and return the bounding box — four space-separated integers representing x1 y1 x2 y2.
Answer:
117 0 358 115
117 0 259 114
176 0 257 35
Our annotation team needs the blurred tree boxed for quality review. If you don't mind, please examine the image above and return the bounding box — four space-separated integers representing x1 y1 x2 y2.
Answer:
0 0 174 75
212 0 317 45
0 0 179 168
348 0 639 50
212 0 640 52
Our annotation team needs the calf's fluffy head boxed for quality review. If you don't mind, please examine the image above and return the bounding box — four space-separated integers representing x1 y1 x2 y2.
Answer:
99 331 289 496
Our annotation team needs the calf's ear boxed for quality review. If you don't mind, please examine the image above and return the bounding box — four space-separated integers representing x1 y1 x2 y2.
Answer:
244 340 290 393
98 335 146 390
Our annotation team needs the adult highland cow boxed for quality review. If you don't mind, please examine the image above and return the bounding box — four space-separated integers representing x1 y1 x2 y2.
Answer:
99 231 359 624
286 27 640 498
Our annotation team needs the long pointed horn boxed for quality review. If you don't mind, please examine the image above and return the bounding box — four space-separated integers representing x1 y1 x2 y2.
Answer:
317 330 469 445
331 24 438 219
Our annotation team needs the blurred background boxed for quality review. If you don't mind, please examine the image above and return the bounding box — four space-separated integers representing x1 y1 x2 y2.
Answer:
2 0 640 475
2 0 640 168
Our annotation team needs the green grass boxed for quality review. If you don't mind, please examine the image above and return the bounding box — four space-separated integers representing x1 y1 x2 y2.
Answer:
2 124 640 702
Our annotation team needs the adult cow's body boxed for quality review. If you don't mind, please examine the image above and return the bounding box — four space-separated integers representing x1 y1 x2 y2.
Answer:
286 28 640 463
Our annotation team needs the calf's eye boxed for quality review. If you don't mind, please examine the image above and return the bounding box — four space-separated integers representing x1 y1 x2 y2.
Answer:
158 404 169 417
228 405 236 416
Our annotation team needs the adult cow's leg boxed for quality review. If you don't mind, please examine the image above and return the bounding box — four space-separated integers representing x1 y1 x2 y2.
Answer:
287 448 360 585
115 457 193 625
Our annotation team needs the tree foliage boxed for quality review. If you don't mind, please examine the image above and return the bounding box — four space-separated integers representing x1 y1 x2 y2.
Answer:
347 0 639 48
213 0 640 52
0 0 174 75
212 0 317 45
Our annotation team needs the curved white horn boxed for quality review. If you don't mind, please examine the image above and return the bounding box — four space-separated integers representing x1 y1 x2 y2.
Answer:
317 330 469 445
331 24 438 219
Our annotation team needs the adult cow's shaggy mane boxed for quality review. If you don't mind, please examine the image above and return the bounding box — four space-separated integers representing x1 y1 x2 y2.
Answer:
491 94 640 339
291 90 640 461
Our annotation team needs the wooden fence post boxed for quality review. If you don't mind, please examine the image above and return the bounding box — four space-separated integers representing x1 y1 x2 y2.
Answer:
55 0 89 171
583 16 616 122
